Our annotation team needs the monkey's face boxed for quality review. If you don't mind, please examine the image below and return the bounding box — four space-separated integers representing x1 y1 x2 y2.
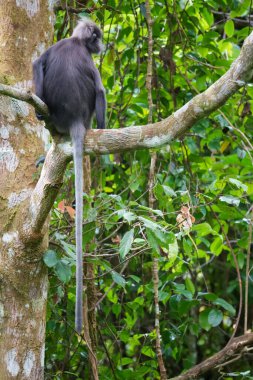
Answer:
86 26 104 54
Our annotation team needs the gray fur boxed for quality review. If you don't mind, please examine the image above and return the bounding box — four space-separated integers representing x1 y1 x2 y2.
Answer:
72 18 104 53
33 19 106 334
71 122 86 334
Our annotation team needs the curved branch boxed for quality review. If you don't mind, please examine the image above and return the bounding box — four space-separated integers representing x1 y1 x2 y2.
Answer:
169 333 253 380
0 83 48 116
1 33 253 155
84 32 253 154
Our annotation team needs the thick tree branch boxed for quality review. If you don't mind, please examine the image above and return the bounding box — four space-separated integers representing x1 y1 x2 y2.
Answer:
22 136 72 237
0 83 48 117
169 333 253 380
1 32 253 156
2 32 253 237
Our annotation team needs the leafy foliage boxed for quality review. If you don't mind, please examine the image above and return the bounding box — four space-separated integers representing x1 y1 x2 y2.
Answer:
44 1 253 379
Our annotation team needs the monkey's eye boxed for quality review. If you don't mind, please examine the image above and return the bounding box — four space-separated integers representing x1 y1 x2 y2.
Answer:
92 33 97 40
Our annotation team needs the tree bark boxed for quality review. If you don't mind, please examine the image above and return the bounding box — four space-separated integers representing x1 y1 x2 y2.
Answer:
0 1 54 378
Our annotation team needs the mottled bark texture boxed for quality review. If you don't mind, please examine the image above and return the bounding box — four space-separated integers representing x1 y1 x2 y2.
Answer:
0 1 54 379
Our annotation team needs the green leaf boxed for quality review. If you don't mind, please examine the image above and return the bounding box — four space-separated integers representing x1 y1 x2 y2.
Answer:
158 290 170 303
190 322 200 337
138 205 163 217
210 236 223 255
83 221 96 244
55 261 72 283
208 309 223 327
119 229 134 259
141 346 156 358
192 223 215 237
213 298 236 315
237 252 245 269
160 230 175 245
117 210 137 223
134 297 144 305
185 278 195 294
224 20 234 37
139 216 162 230
43 250 58 268
183 238 192 254
216 204 242 219
146 228 160 252
112 303 121 317
202 8 214 27
199 309 211 331
121 357 134 366
229 178 248 191
219 195 240 206
129 275 141 283
111 271 126 287
178 299 198 315
169 239 178 259
60 240 75 258
119 331 130 343
203 293 218 302
162 185 176 197
107 289 118 304
147 228 175 252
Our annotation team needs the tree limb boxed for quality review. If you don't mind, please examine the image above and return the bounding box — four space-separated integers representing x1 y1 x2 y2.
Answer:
2 32 253 238
0 83 48 117
169 333 253 380
1 33 253 155
21 135 72 238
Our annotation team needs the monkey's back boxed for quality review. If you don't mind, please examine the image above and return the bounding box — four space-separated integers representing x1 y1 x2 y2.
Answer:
43 38 96 134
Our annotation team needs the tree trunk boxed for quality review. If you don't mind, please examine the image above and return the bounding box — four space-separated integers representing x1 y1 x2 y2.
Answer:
0 1 54 378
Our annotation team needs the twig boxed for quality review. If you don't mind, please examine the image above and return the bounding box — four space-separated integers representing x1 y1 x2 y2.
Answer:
244 208 253 333
212 10 253 27
145 0 153 124
145 2 167 378
219 110 253 150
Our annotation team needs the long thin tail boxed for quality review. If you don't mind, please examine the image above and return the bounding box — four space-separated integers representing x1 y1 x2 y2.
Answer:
71 122 86 334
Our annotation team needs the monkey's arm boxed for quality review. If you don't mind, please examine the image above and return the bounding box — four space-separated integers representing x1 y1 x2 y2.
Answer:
93 68 106 129
33 53 48 120
33 57 45 100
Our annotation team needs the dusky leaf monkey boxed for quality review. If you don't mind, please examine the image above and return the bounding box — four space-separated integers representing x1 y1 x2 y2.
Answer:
33 18 106 333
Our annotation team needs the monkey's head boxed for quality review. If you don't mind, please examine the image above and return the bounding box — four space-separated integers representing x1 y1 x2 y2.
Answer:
72 18 103 54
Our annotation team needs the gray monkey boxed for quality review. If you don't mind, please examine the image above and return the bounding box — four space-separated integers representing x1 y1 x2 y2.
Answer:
33 18 106 333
